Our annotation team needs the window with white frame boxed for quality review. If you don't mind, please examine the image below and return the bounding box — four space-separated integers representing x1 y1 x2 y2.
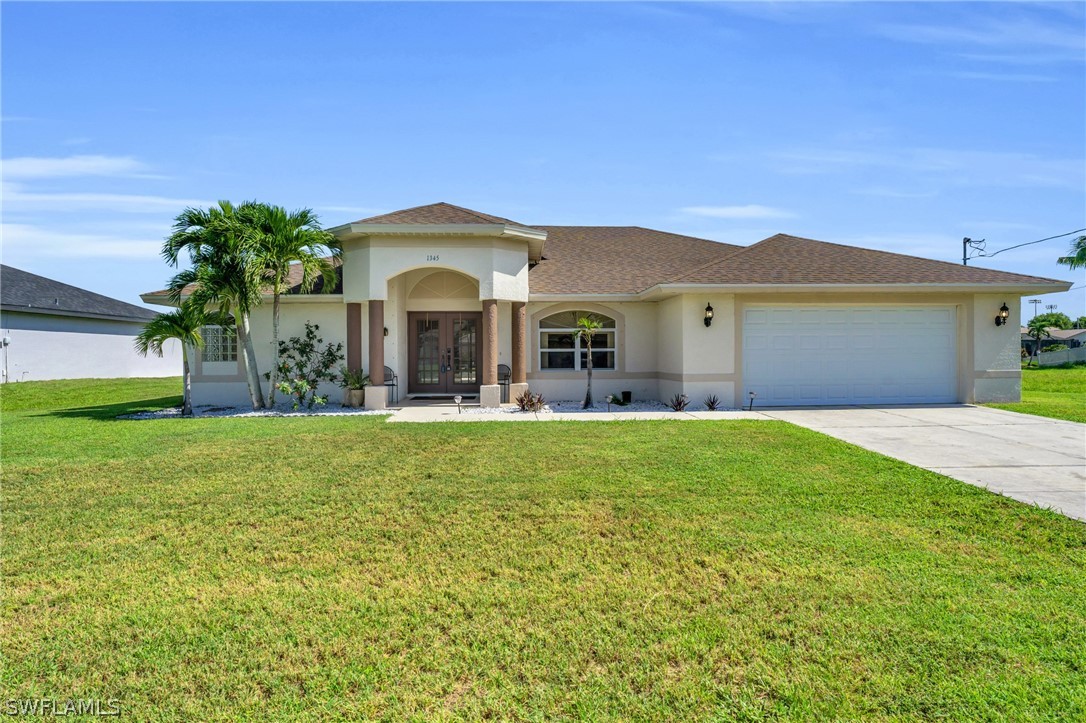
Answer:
538 310 617 371
201 325 238 362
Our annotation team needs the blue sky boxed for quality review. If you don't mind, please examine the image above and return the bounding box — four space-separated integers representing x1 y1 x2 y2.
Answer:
3 1 1083 321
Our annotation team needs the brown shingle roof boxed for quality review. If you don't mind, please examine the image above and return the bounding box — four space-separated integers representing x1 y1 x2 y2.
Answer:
670 233 1066 287
527 226 742 295
355 202 530 227
145 257 343 299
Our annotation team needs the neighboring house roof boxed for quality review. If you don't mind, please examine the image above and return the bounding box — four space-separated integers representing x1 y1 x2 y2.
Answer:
668 234 1064 288
2 265 158 322
527 226 742 295
1019 327 1086 341
355 202 528 227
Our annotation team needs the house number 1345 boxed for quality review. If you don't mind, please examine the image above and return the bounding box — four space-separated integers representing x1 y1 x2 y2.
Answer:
426 254 440 262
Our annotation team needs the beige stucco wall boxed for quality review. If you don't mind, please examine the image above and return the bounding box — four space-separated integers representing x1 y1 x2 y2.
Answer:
525 300 661 403
341 236 530 303
187 277 1026 408
190 300 349 407
654 296 684 402
972 293 1021 403
673 294 737 405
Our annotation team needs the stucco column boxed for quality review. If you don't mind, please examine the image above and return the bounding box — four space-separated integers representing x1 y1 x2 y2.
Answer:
366 300 386 410
346 303 362 371
509 301 528 402
480 298 500 407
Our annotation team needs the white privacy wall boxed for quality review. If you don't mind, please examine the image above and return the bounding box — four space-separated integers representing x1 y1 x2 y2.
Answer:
0 311 181 382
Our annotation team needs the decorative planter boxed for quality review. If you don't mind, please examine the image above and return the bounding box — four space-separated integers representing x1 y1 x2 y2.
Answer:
344 388 366 408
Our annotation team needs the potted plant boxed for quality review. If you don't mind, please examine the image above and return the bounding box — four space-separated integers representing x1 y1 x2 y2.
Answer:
339 366 371 407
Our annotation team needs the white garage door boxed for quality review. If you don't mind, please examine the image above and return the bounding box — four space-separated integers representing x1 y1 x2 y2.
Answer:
743 306 957 406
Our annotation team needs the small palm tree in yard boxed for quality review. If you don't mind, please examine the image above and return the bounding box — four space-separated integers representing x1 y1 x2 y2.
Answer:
572 315 604 408
164 201 267 410
1024 316 1053 367
134 304 228 416
248 204 341 409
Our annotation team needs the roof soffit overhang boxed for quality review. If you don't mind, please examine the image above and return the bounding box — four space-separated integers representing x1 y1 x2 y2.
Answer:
639 281 1074 300
331 222 546 263
528 280 1072 303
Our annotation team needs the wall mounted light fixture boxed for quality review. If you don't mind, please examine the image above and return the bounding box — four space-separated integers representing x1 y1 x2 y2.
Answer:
704 303 714 327
994 303 1010 327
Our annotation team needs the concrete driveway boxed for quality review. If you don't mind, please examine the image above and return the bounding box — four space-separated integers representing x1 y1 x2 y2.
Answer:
763 405 1086 522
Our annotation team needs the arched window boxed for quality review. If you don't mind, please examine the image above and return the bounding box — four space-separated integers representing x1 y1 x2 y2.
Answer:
539 310 617 371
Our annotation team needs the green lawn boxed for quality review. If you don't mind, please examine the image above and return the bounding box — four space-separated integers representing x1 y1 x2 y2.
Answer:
986 363 1086 423
3 379 1084 720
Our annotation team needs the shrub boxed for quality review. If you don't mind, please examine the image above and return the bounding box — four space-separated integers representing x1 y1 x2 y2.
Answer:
265 322 344 410
703 394 720 411
515 389 547 412
667 393 690 412
1041 343 1069 353
338 367 371 390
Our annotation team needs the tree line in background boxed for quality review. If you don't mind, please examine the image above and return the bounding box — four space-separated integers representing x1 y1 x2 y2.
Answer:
1022 236 1085 367
135 201 341 415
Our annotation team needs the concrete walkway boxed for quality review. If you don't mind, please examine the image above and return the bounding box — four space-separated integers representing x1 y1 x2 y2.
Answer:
763 405 1086 522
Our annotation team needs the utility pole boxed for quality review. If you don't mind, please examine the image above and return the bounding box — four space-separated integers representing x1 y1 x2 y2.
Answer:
1028 299 1043 319
962 237 985 265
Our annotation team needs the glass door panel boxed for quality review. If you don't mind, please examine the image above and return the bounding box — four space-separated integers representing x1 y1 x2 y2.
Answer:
415 318 441 386
451 316 477 386
408 312 482 395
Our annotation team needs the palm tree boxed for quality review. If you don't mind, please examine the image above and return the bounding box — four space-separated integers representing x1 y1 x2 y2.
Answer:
572 315 604 408
163 202 266 410
134 304 227 416
1024 317 1053 367
1057 235 1086 270
247 204 341 408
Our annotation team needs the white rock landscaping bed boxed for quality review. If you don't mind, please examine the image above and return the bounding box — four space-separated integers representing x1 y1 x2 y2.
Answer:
120 404 394 420
459 400 737 415
546 400 672 413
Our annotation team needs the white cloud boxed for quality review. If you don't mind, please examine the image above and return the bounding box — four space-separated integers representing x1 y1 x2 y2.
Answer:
2 154 150 180
2 182 211 213
679 204 797 220
949 71 1056 83
877 16 1085 54
1 223 162 259
850 187 937 199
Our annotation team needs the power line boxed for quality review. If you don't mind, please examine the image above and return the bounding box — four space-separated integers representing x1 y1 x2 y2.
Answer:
980 227 1086 260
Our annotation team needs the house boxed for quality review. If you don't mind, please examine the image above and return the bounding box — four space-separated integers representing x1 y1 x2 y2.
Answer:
1 265 181 383
142 202 1071 408
1020 326 1086 356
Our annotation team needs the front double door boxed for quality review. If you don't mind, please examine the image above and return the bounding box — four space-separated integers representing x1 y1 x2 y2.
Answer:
408 311 482 395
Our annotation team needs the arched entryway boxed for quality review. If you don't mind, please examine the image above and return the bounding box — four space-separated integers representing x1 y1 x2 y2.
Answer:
405 270 482 396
